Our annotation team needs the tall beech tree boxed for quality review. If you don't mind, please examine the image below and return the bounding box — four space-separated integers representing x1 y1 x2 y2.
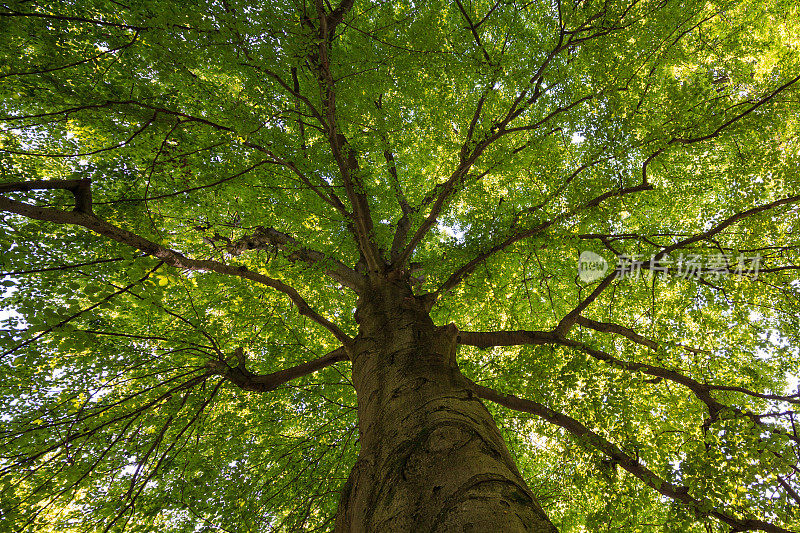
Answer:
1 0 799 531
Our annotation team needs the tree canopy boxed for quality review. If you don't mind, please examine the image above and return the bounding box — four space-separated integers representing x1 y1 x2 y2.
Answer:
0 0 799 531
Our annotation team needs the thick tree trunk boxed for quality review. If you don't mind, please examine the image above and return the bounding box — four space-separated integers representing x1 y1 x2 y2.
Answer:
334 279 558 532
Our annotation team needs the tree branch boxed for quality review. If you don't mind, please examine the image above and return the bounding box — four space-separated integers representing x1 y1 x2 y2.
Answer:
0 179 93 213
668 73 800 146
436 184 652 296
391 22 587 268
457 327 800 441
573 316 658 350
555 194 797 334
467 379 794 533
0 30 140 80
0 183 354 348
456 329 560 349
657 194 800 259
325 0 356 33
312 0 383 272
555 271 618 335
244 142 351 219
381 138 415 262
210 347 348 393
453 0 494 65
1 262 163 359
0 9 146 31
220 226 363 291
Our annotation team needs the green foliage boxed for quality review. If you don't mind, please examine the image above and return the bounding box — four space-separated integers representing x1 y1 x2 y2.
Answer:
1 0 799 531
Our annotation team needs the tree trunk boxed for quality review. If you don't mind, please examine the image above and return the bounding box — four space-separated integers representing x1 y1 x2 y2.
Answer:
334 279 558 532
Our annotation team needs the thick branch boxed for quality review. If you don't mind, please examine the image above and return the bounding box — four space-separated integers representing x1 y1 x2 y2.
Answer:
574 316 658 350
457 327 800 440
0 179 93 213
456 329 560 349
211 347 348 393
456 316 658 350
222 226 363 291
325 0 356 33
396 153 484 268
0 188 353 347
385 147 414 263
467 379 793 533
312 0 383 272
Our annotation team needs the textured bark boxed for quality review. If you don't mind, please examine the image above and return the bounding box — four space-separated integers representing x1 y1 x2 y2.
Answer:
334 277 558 532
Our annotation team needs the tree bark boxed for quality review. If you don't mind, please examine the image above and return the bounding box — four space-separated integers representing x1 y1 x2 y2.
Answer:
334 278 558 532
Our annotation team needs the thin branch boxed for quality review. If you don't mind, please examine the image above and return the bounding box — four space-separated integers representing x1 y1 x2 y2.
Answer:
454 0 494 65
669 74 800 146
436 184 652 296
103 159 272 204
0 31 140 80
553 195 800 335
1 256 125 276
658 194 800 259
0 9 146 31
555 271 618 335
2 100 235 134
376 113 415 262
1 262 163 359
244 142 351 218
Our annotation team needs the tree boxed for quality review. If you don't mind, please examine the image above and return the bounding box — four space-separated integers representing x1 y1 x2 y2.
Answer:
0 0 798 530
